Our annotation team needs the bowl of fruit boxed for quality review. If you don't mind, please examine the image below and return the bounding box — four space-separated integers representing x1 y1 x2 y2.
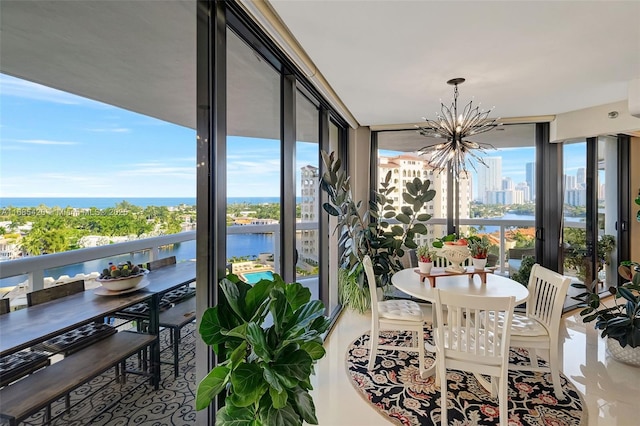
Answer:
96 261 147 291
434 236 471 273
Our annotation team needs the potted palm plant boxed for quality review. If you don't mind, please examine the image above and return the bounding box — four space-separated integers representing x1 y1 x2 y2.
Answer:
574 261 640 366
468 236 491 270
416 245 434 274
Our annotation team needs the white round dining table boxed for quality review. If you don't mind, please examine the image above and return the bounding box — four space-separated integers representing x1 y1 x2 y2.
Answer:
390 268 530 379
391 268 530 305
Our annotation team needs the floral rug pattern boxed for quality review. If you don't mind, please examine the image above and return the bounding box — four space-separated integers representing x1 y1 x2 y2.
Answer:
346 327 586 426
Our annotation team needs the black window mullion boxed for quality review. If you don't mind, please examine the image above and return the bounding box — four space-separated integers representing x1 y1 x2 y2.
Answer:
585 137 598 286
280 73 296 283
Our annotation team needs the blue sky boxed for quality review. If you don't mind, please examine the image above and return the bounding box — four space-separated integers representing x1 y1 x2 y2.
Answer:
0 74 318 198
1 73 585 199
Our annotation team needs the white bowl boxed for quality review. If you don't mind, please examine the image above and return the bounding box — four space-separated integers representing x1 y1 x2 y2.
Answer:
96 273 145 291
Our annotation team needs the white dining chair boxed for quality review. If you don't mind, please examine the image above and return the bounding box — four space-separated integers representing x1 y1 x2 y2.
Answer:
363 255 426 376
507 263 571 399
433 289 515 426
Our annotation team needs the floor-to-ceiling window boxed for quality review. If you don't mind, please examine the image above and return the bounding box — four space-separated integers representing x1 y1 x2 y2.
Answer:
562 137 620 309
295 90 320 291
226 29 281 279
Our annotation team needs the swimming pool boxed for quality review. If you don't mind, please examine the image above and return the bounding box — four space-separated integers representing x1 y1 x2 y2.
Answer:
241 270 274 284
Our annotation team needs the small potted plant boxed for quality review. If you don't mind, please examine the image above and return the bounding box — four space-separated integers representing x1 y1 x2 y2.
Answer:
416 245 434 274
468 236 491 270
574 261 640 366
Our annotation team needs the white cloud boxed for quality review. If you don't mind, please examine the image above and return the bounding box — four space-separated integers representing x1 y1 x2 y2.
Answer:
0 75 85 105
18 139 78 146
87 127 131 133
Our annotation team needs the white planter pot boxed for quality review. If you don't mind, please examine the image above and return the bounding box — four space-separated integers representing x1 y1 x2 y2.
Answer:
472 258 487 270
418 261 433 274
606 338 640 367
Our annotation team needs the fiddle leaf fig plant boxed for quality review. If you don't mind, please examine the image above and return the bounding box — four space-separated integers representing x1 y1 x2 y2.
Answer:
320 150 436 300
196 273 330 425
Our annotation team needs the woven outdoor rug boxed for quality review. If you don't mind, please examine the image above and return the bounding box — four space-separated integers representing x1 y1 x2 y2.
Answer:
346 327 587 426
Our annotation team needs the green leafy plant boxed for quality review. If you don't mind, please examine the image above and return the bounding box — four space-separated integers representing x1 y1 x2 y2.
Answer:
564 231 615 283
511 255 536 287
468 236 491 259
416 245 433 263
319 151 436 301
196 273 330 425
431 233 457 249
338 268 370 313
573 261 640 348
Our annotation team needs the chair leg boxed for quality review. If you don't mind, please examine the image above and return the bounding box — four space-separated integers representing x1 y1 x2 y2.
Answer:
527 347 540 368
417 327 425 375
549 345 565 399
498 377 508 426
368 324 378 370
439 360 447 426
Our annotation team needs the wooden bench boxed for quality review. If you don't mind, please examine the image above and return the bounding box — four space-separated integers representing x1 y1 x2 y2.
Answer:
0 331 156 426
159 297 196 378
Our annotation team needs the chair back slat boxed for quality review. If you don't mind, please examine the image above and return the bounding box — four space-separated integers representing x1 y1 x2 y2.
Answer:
363 256 379 322
147 256 177 271
436 290 515 363
526 264 571 330
27 280 85 307
0 298 10 315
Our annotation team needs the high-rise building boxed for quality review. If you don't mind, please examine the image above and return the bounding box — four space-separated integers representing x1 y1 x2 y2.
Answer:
565 174 577 191
525 162 535 201
299 165 319 264
577 167 586 187
477 157 502 204
515 182 531 202
502 177 514 190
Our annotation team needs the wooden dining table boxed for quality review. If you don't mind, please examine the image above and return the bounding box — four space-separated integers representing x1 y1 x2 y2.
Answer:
390 267 529 378
0 260 197 387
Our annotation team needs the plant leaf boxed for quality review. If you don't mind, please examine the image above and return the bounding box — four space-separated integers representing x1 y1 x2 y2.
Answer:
230 363 268 407
269 386 288 409
260 403 301 426
215 405 256 426
291 388 318 424
299 341 325 360
273 346 313 383
195 365 230 410
247 322 271 362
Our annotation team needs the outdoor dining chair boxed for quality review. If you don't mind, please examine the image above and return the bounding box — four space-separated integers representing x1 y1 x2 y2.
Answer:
363 255 427 376
433 289 515 426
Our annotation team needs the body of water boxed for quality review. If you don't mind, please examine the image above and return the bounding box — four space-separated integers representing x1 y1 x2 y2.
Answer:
0 233 275 287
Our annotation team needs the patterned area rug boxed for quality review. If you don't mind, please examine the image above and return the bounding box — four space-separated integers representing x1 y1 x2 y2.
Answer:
14 323 196 426
346 327 586 426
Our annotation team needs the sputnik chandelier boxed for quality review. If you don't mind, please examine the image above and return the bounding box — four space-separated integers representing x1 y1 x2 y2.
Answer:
416 78 500 176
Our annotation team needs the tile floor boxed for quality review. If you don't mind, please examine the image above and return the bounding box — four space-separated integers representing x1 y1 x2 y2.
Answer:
311 306 640 426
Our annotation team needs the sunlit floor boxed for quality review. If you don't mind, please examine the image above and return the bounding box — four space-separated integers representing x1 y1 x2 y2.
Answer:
311 306 640 426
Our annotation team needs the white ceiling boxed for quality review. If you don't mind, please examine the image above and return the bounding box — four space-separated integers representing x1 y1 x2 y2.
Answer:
1 0 639 133
269 0 640 127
